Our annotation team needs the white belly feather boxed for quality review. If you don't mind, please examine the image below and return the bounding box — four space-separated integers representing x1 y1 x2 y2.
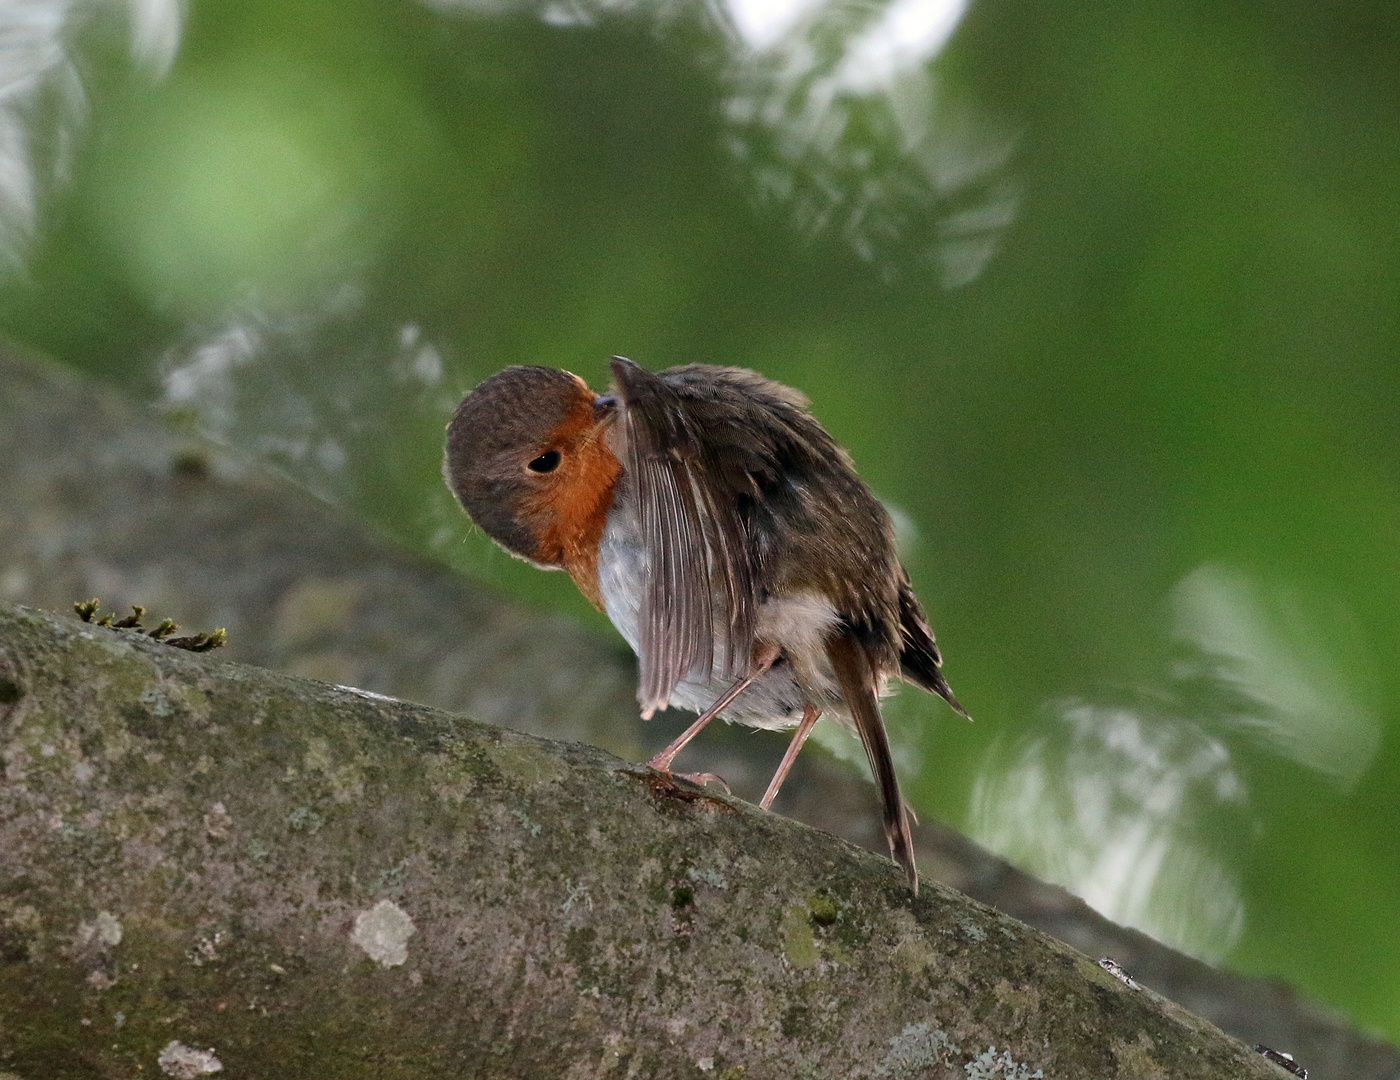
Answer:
596 496 883 730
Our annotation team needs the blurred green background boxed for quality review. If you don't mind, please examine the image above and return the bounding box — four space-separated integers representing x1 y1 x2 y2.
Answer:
2 0 1398 1044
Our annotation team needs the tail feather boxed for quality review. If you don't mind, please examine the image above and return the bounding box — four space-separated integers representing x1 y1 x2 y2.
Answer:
826 631 918 892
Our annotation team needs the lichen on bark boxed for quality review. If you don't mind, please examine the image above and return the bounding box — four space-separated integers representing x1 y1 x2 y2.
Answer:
0 603 1284 1078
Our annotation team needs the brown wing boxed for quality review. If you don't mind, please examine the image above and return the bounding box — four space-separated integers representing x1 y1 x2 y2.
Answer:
897 571 968 718
609 357 757 714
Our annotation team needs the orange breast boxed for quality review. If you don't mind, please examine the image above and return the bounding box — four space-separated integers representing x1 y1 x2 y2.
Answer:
519 392 622 610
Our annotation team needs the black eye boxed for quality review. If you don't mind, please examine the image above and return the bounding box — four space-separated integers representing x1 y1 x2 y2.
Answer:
527 450 561 473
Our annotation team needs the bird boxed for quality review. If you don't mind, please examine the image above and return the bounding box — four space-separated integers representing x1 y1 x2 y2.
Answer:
443 356 965 890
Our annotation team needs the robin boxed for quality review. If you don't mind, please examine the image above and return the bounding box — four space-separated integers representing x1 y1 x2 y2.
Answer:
444 356 965 890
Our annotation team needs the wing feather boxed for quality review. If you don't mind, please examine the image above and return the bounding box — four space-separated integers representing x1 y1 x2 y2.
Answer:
896 573 968 718
611 357 755 714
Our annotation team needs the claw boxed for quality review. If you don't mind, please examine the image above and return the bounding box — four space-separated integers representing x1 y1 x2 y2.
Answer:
665 770 730 795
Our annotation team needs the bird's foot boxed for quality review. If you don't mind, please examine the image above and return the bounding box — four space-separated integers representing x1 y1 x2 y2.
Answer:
652 768 730 795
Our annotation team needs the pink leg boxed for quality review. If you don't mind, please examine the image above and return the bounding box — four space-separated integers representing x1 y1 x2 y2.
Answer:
759 702 821 810
646 645 780 778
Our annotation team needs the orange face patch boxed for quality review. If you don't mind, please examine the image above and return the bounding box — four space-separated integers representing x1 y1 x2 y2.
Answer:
518 383 622 609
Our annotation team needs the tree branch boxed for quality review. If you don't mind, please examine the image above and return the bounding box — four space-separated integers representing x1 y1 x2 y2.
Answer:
0 602 1288 1079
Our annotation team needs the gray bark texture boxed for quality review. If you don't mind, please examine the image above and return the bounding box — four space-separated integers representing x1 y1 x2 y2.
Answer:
0 341 1392 1079
1 601 1286 1080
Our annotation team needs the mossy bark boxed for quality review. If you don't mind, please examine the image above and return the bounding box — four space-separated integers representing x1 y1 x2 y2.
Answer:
0 604 1286 1079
